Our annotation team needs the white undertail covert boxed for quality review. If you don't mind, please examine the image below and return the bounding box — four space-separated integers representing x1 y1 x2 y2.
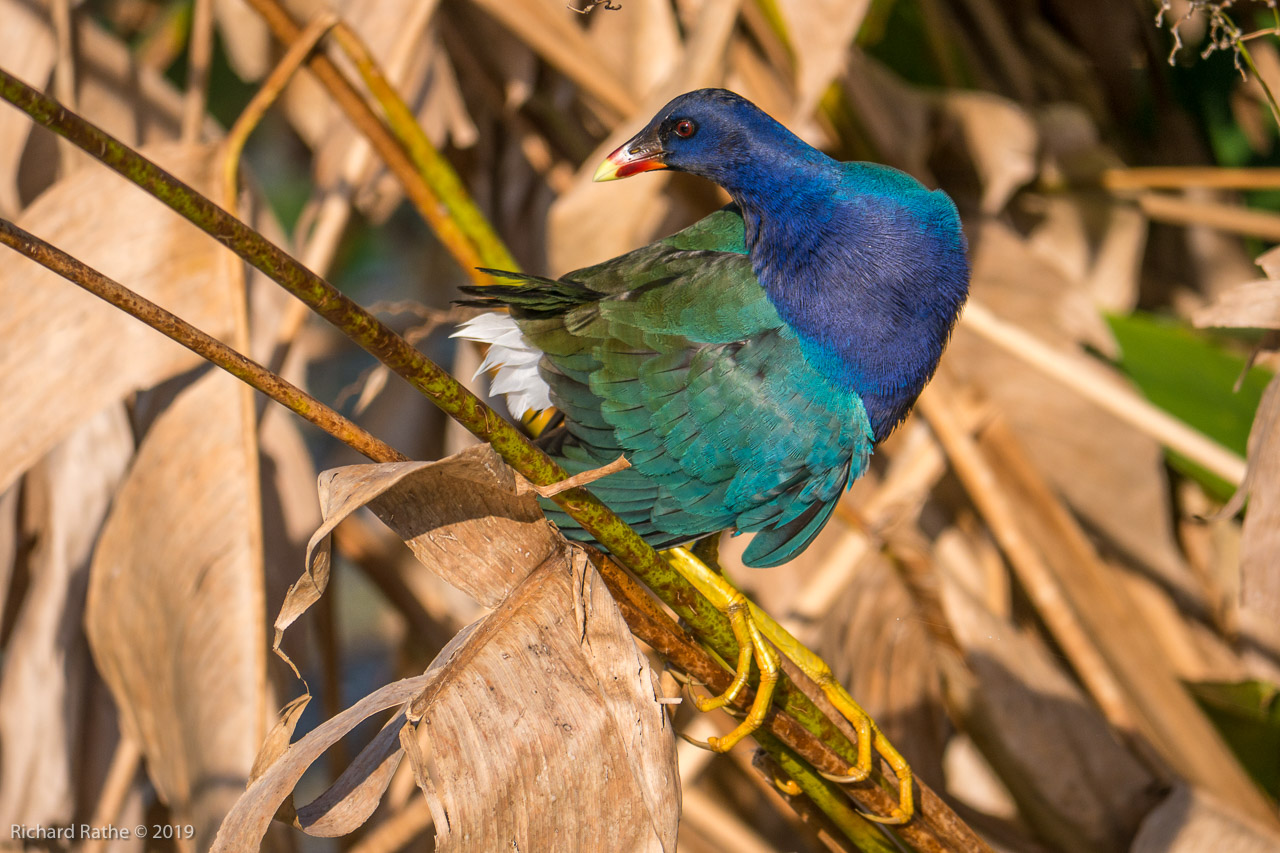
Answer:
451 312 553 419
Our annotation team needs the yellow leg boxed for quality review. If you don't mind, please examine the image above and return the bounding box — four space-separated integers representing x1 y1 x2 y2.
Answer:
683 585 782 752
664 546 913 824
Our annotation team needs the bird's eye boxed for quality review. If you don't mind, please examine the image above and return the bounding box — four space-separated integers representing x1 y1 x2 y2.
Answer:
674 119 697 139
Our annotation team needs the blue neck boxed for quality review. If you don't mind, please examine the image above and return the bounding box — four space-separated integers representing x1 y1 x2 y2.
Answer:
724 161 969 442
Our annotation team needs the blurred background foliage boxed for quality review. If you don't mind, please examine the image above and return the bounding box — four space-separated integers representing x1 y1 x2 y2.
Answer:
4 0 1280 851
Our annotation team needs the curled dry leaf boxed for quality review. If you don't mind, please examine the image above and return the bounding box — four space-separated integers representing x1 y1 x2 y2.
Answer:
248 694 311 785
261 443 678 848
410 549 678 852
214 670 440 851
278 444 558 656
0 143 237 496
225 548 678 851
86 371 266 852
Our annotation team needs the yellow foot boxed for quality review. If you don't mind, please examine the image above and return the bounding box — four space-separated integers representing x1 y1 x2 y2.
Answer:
688 586 781 752
664 546 914 824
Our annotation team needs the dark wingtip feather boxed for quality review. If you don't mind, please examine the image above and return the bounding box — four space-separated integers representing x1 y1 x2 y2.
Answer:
740 497 839 568
454 271 604 317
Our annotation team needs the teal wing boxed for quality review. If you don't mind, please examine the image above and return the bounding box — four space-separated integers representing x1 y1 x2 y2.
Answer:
465 207 875 567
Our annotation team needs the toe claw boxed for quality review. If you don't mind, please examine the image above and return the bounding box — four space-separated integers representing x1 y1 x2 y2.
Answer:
665 666 697 687
678 732 721 752
818 767 869 784
856 807 910 826
773 777 802 796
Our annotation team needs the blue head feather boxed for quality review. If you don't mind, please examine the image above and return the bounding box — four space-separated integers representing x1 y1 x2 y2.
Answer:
632 88 970 440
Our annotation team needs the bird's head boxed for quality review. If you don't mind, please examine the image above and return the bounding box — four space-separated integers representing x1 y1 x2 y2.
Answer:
593 89 804 188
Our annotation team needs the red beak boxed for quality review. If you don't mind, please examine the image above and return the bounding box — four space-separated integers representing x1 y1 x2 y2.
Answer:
593 138 668 182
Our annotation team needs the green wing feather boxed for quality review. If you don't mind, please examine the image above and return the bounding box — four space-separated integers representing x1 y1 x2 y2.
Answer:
460 207 874 567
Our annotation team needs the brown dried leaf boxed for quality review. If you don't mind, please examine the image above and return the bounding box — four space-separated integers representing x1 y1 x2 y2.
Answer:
0 143 237 495
774 0 871 118
1132 785 1280 853
0 0 56 216
938 92 1038 216
221 549 678 851
936 535 1157 849
411 549 678 853
1232 376 1280 623
214 0 274 82
948 219 1193 593
297 704 412 836
213 670 439 851
1192 279 1280 329
839 50 933 179
248 695 311 785
86 371 266 851
0 407 134 829
277 445 558 651
547 0 743 272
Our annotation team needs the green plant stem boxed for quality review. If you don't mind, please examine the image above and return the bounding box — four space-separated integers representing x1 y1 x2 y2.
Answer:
1237 40 1280 129
236 0 494 287
328 21 520 272
0 216 405 465
757 735 898 853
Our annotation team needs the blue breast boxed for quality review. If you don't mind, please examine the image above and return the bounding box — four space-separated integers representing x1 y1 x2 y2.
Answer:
737 162 969 440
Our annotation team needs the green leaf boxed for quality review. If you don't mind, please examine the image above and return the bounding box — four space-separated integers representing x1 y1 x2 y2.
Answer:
1107 312 1272 500
1188 679 1280 799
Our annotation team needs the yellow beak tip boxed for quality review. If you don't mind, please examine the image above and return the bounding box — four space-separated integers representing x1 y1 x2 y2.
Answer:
593 159 621 182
